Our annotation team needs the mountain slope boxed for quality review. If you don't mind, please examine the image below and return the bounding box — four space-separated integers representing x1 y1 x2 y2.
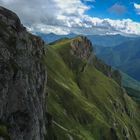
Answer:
125 87 140 104
96 39 140 81
121 72 140 91
121 72 140 104
86 34 138 47
44 37 140 140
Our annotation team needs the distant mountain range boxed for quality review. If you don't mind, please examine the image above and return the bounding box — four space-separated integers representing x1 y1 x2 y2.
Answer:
38 33 139 47
37 33 76 43
96 38 140 81
86 34 138 47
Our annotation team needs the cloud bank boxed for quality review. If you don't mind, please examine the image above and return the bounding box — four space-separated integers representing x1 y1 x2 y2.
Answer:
0 0 140 36
109 3 127 15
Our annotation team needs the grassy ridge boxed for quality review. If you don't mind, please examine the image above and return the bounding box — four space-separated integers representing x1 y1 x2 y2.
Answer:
44 38 140 140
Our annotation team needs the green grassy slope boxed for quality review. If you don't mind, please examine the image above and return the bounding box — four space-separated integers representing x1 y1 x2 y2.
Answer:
121 72 140 91
96 39 140 81
44 38 140 140
120 72 140 103
125 87 140 104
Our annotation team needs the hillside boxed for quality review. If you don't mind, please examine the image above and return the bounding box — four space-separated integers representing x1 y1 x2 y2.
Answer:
121 72 140 104
44 36 140 140
125 87 140 104
121 72 140 91
96 39 140 81
38 33 140 82
86 34 138 47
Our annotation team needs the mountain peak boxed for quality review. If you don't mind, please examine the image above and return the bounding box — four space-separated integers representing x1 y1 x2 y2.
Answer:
70 36 93 59
0 6 47 140
0 6 25 32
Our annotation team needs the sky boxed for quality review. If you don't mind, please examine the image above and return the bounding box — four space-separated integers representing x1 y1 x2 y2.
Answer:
0 0 140 36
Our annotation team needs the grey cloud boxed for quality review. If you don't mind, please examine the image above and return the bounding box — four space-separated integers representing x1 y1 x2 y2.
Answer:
109 3 127 15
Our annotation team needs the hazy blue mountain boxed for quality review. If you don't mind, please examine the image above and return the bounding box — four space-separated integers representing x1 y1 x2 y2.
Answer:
86 34 137 47
37 33 76 43
96 38 140 81
38 33 138 47
121 71 140 103
121 72 140 91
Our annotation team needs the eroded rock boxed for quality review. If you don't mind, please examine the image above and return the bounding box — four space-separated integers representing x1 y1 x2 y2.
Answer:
0 6 47 140
70 36 93 59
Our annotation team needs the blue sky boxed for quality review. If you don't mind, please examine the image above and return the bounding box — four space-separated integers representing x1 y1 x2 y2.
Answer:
0 0 140 35
84 0 140 22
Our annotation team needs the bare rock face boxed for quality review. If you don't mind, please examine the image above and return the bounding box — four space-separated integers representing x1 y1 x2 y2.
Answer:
0 6 47 140
70 36 93 59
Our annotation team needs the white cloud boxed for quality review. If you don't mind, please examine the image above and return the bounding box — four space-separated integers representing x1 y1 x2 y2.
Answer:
0 0 140 36
134 3 140 15
27 24 71 35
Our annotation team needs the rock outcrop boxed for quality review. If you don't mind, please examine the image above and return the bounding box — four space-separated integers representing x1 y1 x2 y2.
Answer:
70 36 122 85
70 36 93 59
0 6 47 140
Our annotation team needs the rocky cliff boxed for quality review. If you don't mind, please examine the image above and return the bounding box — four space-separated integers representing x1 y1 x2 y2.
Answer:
70 36 93 59
70 36 122 85
0 6 47 140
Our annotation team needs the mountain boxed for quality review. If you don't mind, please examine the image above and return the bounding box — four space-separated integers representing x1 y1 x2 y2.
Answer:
38 33 138 47
125 87 140 104
1 6 140 140
37 33 76 44
0 6 47 140
121 72 140 103
44 36 140 140
96 39 140 81
86 34 138 47
121 72 140 91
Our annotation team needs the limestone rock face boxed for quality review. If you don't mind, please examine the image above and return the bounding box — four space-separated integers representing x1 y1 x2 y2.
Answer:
0 6 47 140
70 36 93 59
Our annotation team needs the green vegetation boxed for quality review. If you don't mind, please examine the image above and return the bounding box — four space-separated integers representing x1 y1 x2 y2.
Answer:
0 124 9 140
96 39 140 81
120 72 140 104
44 38 140 140
125 87 140 104
121 72 140 91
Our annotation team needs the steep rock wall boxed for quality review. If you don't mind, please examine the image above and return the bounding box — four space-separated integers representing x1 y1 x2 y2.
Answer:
0 6 47 140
